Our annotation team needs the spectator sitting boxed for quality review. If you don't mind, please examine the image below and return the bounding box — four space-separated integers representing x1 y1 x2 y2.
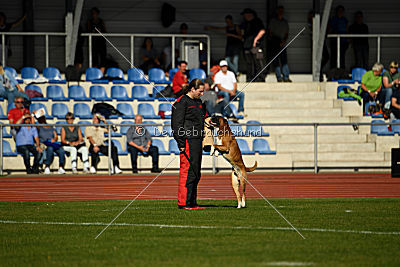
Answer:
126 114 161 173
7 96 30 138
214 60 245 117
390 83 400 119
0 63 29 110
85 113 122 174
15 114 42 174
172 60 188 97
360 62 384 114
60 112 90 174
140 37 161 74
348 11 369 70
382 61 400 110
36 114 66 175
269 6 291 82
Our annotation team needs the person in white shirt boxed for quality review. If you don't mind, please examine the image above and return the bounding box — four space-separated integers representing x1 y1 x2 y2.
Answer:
214 60 245 116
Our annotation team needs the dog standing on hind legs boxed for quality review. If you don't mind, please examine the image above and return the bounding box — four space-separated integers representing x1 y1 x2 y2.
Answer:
207 116 257 208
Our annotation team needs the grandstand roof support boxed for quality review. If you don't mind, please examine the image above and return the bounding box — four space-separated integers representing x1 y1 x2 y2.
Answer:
65 0 84 66
312 0 332 81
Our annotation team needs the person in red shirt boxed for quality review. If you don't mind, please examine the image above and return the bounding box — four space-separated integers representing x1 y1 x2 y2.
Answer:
7 96 32 137
172 61 188 97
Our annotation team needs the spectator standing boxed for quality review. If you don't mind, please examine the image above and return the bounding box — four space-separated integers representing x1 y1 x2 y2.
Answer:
60 112 90 174
15 114 42 174
87 7 107 70
328 5 349 69
36 115 66 175
349 11 369 70
85 113 122 174
172 60 188 97
140 37 161 74
126 114 160 173
215 60 245 117
0 63 29 110
382 61 400 110
240 8 266 82
0 12 26 62
269 6 291 82
360 63 384 113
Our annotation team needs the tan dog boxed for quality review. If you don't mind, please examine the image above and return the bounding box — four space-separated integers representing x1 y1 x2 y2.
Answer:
208 116 257 208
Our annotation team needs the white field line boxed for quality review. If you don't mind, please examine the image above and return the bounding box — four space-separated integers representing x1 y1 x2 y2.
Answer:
0 220 399 236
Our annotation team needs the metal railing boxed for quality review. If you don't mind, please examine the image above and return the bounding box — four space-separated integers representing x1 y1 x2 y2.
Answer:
0 121 395 175
81 33 211 72
1 32 67 68
326 34 400 68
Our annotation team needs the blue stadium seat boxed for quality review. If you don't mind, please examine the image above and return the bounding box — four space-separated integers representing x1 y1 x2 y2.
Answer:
337 79 355 84
189 68 206 81
30 103 53 119
25 84 47 101
364 102 384 118
52 103 69 119
168 68 179 81
158 103 172 119
229 103 243 119
21 67 39 79
168 139 180 155
0 122 12 138
0 106 7 119
78 121 91 136
142 121 162 137
104 121 122 137
106 67 128 84
2 140 17 156
235 139 254 155
43 67 66 83
138 103 160 119
148 68 169 84
68 85 90 101
229 122 245 137
162 122 173 136
74 103 92 119
110 139 128 155
120 121 134 135
47 85 68 101
371 120 394 136
352 67 367 83
132 85 154 101
116 103 135 119
153 85 175 101
55 121 66 135
152 139 170 155
337 85 357 101
7 103 15 113
253 138 276 155
90 85 111 101
86 68 107 83
4 66 17 78
392 120 400 135
127 68 149 84
246 120 269 137
111 85 132 101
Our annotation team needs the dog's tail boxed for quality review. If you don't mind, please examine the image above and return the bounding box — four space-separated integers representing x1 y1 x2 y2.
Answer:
245 161 257 172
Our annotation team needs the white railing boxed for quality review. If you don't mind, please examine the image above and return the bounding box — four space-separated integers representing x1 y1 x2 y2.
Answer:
326 34 400 68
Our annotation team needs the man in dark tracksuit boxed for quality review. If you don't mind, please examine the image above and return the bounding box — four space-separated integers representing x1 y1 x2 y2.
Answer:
171 79 206 209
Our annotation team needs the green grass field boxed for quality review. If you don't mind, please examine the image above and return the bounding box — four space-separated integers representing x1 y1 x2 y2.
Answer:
1 198 400 266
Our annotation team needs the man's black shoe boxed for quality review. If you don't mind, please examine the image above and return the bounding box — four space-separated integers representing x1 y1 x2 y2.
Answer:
132 169 138 174
151 167 161 173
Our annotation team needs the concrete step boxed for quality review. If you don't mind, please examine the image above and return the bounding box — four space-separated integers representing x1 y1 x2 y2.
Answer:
246 91 325 100
241 117 350 123
293 161 390 168
246 100 334 109
263 125 358 135
277 143 376 153
289 151 385 162
276 134 367 144
238 82 320 92
246 108 342 118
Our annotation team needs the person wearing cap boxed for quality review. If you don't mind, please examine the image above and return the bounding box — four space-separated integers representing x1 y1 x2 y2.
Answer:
60 112 90 174
15 114 42 174
269 6 291 82
85 113 122 174
382 61 400 110
240 8 266 82
0 63 29 110
214 60 245 117
126 114 161 173
360 62 384 114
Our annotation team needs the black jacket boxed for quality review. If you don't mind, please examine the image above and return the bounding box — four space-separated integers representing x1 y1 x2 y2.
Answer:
172 95 206 149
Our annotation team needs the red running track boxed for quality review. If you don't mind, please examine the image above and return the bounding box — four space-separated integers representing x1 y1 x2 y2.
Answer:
0 173 399 202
